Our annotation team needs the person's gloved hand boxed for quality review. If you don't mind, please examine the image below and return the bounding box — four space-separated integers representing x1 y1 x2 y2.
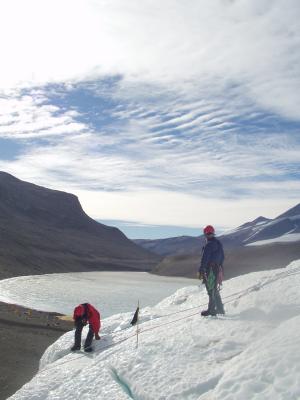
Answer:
95 333 101 340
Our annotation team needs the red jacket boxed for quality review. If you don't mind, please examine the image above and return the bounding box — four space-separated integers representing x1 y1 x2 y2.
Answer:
73 303 101 334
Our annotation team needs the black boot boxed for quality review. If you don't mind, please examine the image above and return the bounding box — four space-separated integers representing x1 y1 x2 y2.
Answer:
201 310 216 316
71 345 81 351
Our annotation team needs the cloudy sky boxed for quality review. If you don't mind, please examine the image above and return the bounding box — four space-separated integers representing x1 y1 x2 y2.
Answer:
0 0 299 238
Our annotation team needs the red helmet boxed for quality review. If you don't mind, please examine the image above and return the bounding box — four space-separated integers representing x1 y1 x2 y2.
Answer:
203 225 215 235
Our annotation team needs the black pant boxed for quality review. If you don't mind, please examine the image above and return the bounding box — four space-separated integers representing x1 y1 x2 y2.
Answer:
204 265 224 314
74 321 95 349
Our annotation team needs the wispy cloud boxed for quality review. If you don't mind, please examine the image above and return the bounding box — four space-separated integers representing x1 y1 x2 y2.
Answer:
0 1 299 119
0 1 299 231
0 93 87 139
0 84 299 201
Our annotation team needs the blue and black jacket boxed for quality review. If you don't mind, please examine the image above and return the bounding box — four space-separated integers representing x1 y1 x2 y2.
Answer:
199 237 224 275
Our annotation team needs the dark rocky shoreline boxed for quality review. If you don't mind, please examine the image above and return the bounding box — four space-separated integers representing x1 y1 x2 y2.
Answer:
0 301 73 400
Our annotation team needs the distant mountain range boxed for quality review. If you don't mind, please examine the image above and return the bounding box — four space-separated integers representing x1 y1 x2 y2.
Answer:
135 203 300 279
1 170 298 281
135 204 300 255
0 172 160 279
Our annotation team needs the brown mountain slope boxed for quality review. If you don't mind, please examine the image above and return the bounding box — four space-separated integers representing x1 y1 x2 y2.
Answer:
153 242 300 279
0 172 160 279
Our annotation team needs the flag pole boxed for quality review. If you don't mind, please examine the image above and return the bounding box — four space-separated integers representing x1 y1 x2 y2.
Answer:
136 300 139 348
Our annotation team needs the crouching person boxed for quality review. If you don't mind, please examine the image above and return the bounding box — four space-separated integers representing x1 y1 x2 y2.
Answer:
71 303 101 352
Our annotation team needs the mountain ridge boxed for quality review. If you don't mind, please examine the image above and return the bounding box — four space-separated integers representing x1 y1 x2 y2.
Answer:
135 202 300 279
135 202 300 257
0 171 160 279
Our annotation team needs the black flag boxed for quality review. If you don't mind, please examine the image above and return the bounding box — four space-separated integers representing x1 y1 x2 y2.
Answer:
130 305 139 326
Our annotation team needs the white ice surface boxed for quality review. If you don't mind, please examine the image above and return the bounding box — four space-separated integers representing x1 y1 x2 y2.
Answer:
7 261 300 400
0 272 198 318
247 232 300 246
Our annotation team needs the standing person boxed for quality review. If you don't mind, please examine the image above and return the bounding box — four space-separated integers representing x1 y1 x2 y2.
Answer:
197 225 225 316
71 303 101 352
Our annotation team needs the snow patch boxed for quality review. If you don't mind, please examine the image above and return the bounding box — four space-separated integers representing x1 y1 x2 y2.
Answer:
8 261 300 400
247 232 300 246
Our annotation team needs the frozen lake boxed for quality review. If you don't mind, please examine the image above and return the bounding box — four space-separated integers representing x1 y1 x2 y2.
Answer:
0 272 198 318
